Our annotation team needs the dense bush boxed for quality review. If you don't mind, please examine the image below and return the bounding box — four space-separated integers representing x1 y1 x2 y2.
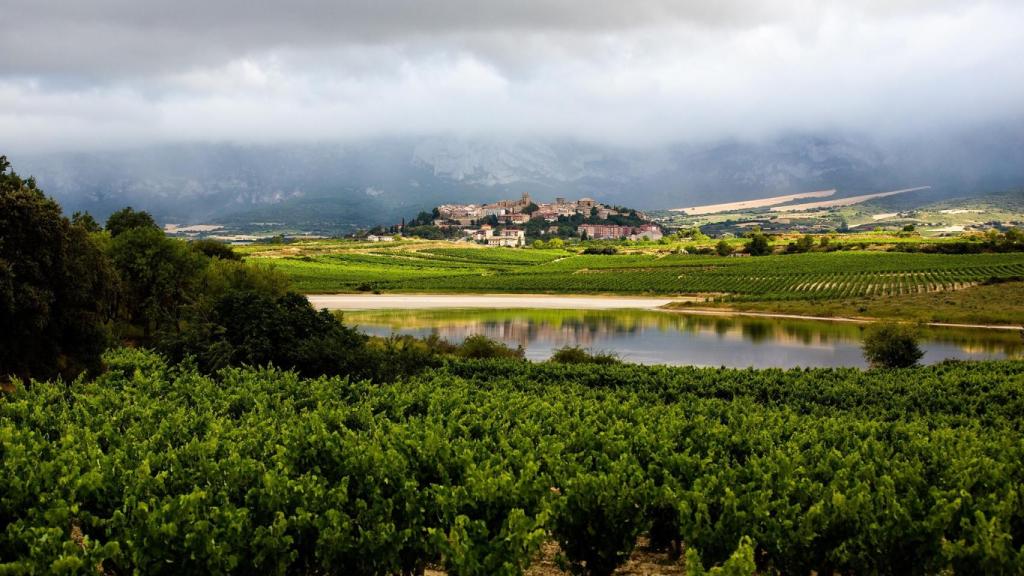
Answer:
549 346 620 365
191 238 242 260
862 322 925 368
456 335 525 360
746 232 772 255
163 289 372 377
552 466 651 576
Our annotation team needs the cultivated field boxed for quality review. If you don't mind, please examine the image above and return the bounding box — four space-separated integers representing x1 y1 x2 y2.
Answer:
7 348 1024 574
244 241 1024 303
770 186 931 212
671 189 835 214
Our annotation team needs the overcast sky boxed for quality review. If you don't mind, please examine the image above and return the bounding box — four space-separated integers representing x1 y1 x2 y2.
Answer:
2 0 1023 153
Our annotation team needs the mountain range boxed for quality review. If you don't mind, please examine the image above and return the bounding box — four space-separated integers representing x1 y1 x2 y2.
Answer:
12 124 1024 233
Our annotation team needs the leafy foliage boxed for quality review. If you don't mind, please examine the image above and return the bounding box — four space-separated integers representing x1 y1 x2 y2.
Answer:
0 156 118 381
552 467 651 576
108 226 207 337
104 206 159 237
191 238 242 260
747 232 772 255
2 352 1024 574
163 290 372 377
549 346 620 365
862 322 925 368
455 335 525 360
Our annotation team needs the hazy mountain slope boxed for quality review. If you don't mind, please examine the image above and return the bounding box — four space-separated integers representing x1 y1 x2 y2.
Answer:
12 125 1024 232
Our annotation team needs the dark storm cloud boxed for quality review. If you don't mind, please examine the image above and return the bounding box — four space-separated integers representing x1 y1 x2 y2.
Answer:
0 0 781 76
0 0 1022 152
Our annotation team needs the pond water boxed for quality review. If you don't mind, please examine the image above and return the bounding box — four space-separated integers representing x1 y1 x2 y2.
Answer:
343 308 1023 368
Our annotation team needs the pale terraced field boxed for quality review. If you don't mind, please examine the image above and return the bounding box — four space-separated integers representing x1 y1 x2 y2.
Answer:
771 186 930 212
671 189 835 214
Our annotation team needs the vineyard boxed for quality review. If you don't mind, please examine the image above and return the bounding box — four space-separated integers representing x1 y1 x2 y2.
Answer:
3 349 1024 574
247 245 1024 301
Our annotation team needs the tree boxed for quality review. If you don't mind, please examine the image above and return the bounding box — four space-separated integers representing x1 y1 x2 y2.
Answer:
191 238 241 260
163 290 372 377
71 211 103 233
716 239 734 256
108 227 206 338
902 224 916 232
0 156 118 381
861 323 924 368
786 234 814 253
106 206 158 237
547 237 565 249
523 202 539 214
747 232 771 256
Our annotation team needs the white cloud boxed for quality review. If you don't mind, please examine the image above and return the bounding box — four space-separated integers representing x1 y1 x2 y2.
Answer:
1 1 1022 152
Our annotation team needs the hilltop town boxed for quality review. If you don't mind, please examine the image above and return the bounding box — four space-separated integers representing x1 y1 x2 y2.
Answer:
376 193 663 246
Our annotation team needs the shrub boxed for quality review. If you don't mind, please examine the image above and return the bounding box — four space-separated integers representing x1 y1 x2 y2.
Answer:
862 322 924 368
549 346 620 365
456 335 525 360
191 238 241 260
162 290 372 377
551 468 651 576
686 536 757 576
746 233 771 256
716 240 734 257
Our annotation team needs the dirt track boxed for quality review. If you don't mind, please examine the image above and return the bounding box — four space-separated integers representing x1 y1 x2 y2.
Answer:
307 294 695 310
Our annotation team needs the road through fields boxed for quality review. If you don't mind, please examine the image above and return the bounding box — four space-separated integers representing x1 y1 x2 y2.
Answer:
307 293 694 310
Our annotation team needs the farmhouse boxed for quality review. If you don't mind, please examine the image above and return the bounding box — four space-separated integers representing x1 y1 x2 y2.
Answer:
474 227 526 247
579 224 633 239
629 224 664 241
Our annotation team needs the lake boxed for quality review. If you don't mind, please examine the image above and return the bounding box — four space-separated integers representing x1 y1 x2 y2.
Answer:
342 308 1023 368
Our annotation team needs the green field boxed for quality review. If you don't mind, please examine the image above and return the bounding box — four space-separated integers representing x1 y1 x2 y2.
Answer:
245 242 1024 302
5 348 1024 574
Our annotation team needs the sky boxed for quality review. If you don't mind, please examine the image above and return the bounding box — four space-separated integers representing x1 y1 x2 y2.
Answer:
2 0 1023 153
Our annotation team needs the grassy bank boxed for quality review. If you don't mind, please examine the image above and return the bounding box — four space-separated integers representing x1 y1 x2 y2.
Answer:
668 280 1024 327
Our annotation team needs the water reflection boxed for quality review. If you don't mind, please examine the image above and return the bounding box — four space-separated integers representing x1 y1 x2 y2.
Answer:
343 309 1023 368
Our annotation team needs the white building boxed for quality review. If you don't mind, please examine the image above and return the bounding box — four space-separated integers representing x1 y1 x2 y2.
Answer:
475 227 526 247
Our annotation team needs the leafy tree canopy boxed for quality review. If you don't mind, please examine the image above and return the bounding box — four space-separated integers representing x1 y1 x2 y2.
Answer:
862 322 924 368
0 156 117 381
105 206 159 237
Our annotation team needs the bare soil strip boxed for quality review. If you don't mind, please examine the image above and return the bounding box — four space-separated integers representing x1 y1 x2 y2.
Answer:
307 294 693 310
671 189 835 214
770 186 931 212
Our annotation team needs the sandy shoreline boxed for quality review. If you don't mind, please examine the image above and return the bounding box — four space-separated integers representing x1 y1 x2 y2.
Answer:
307 293 1021 331
307 293 693 310
664 307 1024 331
